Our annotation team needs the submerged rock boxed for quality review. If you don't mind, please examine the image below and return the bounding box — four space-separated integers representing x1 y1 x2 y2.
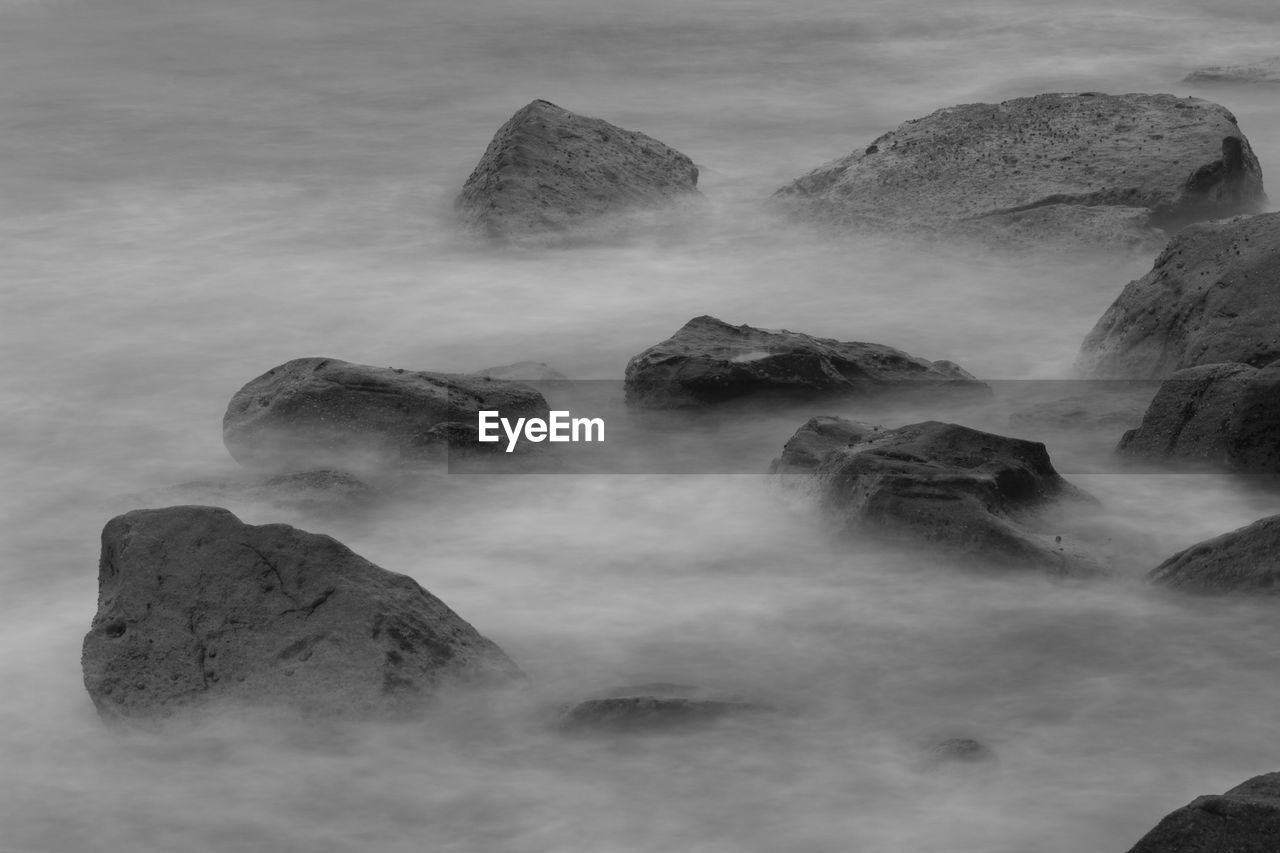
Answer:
1077 212 1280 379
1125 773 1280 852
1116 362 1280 470
1150 515 1280 594
557 683 760 734
772 417 1102 575
1186 58 1280 86
222 357 548 471
773 92 1264 251
82 506 524 722
625 316 984 409
455 99 701 242
923 737 999 770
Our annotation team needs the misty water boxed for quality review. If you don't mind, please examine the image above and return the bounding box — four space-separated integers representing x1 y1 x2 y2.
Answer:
4 0 1280 850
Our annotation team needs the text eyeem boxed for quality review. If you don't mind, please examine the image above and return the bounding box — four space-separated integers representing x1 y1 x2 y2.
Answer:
477 410 605 452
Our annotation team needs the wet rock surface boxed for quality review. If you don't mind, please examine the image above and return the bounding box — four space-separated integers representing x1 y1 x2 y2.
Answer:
625 316 983 409
1125 773 1280 852
455 99 701 242
773 92 1264 251
222 357 548 471
1149 514 1280 594
82 506 524 722
1116 362 1280 470
772 418 1102 575
1077 212 1280 379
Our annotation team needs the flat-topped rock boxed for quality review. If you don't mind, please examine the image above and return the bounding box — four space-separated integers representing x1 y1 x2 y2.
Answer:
82 506 524 722
1187 58 1280 85
455 99 701 242
625 316 984 409
771 418 1102 575
1077 213 1280 379
223 357 548 471
1150 515 1280 594
1117 362 1280 470
1125 773 1280 852
557 683 761 734
773 92 1264 250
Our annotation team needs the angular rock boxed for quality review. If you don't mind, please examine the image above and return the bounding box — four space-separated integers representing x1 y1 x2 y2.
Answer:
557 684 759 734
1150 515 1280 594
769 416 883 475
455 99 701 242
1187 58 1280 86
82 506 523 722
625 316 984 409
1125 773 1280 852
1077 213 1280 379
223 357 549 471
771 418 1102 575
1116 362 1280 470
773 92 1264 250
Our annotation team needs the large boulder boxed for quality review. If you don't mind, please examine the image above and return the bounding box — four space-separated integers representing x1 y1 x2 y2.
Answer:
624 316 984 409
1187 58 1280 86
454 99 701 242
1077 213 1280 379
81 506 524 722
773 92 1264 251
1116 362 1280 470
771 418 1102 575
223 357 549 471
1149 515 1280 594
1125 773 1280 852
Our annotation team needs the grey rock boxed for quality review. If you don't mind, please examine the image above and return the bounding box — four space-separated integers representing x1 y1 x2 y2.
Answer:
773 92 1264 251
924 737 999 769
455 99 701 242
625 316 984 409
1150 515 1280 594
772 417 1103 575
1125 773 1280 852
1077 213 1280 379
222 357 548 471
1116 362 1280 471
472 361 568 382
82 506 524 722
557 684 760 734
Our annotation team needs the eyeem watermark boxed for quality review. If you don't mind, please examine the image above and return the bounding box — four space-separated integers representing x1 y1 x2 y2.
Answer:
477 410 605 452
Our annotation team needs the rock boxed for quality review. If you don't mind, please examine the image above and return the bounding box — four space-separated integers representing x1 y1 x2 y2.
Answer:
1187 58 1280 85
455 99 701 242
773 92 1264 251
222 357 549 471
557 684 760 734
924 737 999 769
1124 773 1280 852
772 417 1102 575
769 416 883 475
81 506 524 722
1149 515 1280 594
625 316 985 409
1116 362 1280 470
471 361 568 382
1077 213 1280 379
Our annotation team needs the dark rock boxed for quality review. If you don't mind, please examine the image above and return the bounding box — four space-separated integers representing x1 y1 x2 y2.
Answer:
1150 515 1280 594
1077 213 1280 379
1186 58 1280 86
773 92 1264 251
1125 773 1280 852
772 417 1102 575
472 361 568 382
924 737 999 769
1116 362 1280 470
82 506 523 722
222 357 549 471
625 316 984 409
455 99 701 242
769 416 883 475
557 684 760 734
